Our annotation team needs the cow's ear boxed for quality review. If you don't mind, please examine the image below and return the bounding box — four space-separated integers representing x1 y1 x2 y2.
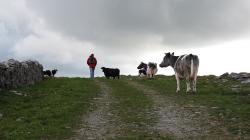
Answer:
172 52 174 55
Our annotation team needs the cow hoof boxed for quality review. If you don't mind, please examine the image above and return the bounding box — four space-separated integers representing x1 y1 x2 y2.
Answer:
176 90 180 93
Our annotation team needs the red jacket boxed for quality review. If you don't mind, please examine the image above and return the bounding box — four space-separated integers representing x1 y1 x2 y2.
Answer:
87 57 97 68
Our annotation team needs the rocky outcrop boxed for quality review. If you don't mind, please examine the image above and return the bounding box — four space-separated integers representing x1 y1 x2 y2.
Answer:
219 72 250 84
0 59 43 89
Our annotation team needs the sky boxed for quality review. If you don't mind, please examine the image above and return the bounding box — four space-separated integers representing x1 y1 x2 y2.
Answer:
0 0 250 77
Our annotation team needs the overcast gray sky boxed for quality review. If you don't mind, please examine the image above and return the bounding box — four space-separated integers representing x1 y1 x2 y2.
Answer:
1 0 250 77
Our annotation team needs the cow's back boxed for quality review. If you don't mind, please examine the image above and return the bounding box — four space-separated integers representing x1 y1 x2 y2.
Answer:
114 69 120 75
174 54 199 78
108 68 120 77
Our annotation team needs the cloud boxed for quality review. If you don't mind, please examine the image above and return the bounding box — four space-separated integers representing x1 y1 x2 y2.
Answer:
0 0 98 77
11 20 97 77
26 0 250 47
0 0 34 59
1 0 250 77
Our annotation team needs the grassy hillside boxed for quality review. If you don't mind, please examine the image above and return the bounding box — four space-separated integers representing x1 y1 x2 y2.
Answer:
0 76 249 139
0 78 100 140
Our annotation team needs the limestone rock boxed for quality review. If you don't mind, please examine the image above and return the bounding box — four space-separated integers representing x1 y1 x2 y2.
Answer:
241 79 250 84
219 72 250 84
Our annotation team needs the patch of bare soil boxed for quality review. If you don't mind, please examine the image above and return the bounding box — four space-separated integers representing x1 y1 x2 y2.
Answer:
128 80 222 139
69 80 117 140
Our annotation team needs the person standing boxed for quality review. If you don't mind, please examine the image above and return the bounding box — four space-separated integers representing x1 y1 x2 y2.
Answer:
87 53 97 78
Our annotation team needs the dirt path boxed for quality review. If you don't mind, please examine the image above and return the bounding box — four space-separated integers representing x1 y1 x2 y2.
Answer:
69 80 117 140
127 80 215 139
69 78 227 139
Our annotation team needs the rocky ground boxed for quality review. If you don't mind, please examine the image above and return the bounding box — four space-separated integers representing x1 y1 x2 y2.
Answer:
219 72 250 84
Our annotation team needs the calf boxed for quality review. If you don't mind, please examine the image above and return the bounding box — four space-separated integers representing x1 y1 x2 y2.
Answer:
160 52 199 93
101 67 120 79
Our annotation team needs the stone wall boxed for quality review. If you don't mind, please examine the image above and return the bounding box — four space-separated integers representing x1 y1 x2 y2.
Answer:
0 59 43 89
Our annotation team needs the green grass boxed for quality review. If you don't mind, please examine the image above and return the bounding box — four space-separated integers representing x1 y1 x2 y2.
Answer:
1 76 249 139
100 78 171 140
133 75 250 137
0 78 100 140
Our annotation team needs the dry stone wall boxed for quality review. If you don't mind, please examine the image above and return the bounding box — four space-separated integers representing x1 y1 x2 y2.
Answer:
0 59 43 89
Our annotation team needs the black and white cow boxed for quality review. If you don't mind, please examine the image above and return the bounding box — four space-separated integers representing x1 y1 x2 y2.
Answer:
101 67 120 79
43 70 52 77
137 62 157 78
160 52 199 93
137 62 147 77
43 69 58 77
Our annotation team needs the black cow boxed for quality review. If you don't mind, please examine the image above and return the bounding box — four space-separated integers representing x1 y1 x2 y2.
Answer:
101 67 120 79
43 70 52 77
52 69 58 77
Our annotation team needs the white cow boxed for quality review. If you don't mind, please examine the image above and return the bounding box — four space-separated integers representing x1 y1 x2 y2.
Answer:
160 52 199 93
147 62 158 78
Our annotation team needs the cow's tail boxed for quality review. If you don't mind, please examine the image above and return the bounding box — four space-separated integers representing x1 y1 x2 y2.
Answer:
190 54 199 80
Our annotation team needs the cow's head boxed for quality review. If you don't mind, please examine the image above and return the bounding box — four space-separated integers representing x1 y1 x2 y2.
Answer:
101 67 106 71
137 62 147 69
159 52 174 68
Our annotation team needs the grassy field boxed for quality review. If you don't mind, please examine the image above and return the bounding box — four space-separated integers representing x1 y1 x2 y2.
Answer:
0 78 100 140
132 75 250 138
0 76 249 139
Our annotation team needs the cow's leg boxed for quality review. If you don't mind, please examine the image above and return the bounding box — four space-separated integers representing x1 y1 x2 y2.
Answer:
175 74 180 93
152 70 155 78
148 70 151 78
192 76 197 93
147 70 149 78
154 69 157 78
186 78 192 93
